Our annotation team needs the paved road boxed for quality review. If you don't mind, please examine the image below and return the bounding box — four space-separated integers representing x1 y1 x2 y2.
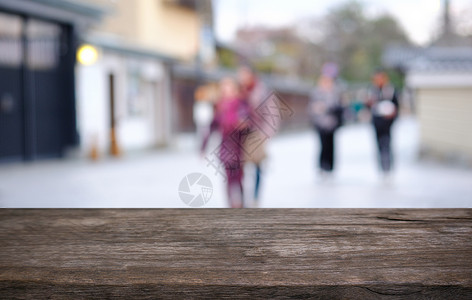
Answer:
1 117 471 208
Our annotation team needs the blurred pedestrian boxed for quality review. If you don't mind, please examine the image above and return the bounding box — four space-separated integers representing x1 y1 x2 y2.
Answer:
238 66 272 207
201 77 250 208
193 84 215 144
309 62 344 176
367 68 399 176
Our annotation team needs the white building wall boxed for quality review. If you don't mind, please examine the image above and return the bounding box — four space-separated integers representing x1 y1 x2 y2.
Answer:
407 71 472 159
76 59 108 155
77 47 170 157
416 87 472 156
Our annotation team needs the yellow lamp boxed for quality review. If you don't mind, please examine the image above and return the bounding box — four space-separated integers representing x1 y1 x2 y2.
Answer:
77 44 99 65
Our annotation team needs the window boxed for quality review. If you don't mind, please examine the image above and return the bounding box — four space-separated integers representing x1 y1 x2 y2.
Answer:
127 68 148 117
0 12 23 67
26 19 61 70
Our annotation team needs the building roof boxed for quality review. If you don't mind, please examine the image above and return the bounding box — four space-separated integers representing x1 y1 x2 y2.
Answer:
382 45 424 70
404 46 472 88
409 47 472 73
0 0 106 29
383 45 472 73
411 58 472 73
85 34 176 63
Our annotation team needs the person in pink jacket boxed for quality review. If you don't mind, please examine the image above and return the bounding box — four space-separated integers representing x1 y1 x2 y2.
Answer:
201 77 251 208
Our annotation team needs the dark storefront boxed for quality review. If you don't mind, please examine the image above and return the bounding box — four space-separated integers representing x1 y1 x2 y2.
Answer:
0 0 102 162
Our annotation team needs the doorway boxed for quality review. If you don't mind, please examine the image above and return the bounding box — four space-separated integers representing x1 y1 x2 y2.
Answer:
0 11 76 162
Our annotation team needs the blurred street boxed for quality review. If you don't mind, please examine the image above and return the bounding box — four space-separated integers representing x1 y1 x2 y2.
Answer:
1 116 471 208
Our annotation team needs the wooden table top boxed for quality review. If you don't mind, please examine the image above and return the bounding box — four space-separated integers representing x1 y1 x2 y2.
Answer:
1 209 471 299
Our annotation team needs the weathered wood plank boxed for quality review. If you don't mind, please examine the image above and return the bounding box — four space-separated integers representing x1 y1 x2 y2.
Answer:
1 209 471 299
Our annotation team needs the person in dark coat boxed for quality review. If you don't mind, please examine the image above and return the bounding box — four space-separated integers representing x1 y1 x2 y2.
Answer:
367 69 399 175
309 62 344 175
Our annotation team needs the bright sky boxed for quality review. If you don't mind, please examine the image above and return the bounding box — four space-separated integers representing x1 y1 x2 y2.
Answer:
214 0 472 45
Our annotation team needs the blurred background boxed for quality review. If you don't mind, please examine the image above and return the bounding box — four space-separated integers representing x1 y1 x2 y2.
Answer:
0 0 471 208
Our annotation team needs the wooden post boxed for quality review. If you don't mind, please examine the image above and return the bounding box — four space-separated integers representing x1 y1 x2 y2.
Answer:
109 73 121 157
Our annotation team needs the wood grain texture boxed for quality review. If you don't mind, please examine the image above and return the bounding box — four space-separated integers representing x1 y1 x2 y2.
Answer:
0 209 471 299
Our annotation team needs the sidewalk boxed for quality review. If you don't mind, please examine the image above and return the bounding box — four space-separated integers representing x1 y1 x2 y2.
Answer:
0 117 471 208
262 117 472 207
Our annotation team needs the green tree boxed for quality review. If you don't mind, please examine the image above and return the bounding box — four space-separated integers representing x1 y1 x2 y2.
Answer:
321 1 410 83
